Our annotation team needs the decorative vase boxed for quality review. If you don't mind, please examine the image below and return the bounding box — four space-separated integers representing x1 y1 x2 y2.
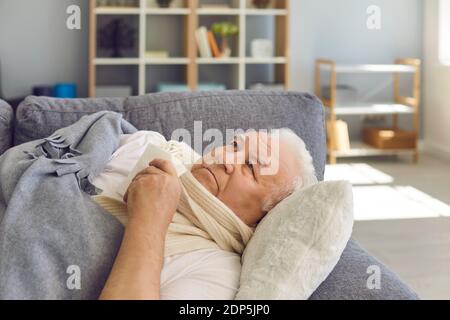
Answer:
156 0 173 8
220 37 232 58
252 0 270 9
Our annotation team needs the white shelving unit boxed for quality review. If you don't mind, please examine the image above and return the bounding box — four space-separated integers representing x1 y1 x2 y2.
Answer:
89 0 290 97
326 103 415 116
332 141 416 158
315 58 422 164
318 64 417 74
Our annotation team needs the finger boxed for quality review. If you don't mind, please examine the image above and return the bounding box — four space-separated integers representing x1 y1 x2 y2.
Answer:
132 166 163 181
149 158 177 176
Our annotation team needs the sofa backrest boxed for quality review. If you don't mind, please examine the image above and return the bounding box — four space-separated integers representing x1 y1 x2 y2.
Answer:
14 91 326 180
0 99 14 155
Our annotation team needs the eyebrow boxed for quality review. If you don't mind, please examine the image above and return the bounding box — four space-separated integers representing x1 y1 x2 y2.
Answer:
235 135 265 167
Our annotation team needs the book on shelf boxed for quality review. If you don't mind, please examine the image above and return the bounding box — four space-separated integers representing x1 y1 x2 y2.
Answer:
207 31 221 58
195 26 212 58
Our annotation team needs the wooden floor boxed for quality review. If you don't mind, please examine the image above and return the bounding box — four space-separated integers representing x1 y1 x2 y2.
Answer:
326 154 450 300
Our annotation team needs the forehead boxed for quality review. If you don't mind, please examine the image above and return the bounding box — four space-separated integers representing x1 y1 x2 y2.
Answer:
236 131 271 149
239 132 299 181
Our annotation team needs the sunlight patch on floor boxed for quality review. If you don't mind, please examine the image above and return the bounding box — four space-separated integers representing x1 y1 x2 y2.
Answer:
325 163 394 185
352 185 450 221
325 163 450 221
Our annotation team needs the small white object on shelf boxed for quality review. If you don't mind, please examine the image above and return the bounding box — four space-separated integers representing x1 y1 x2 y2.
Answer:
251 39 274 59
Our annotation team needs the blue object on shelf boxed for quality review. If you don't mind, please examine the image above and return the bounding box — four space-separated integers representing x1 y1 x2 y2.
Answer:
198 83 226 91
156 82 227 93
32 86 54 97
54 83 77 98
156 83 190 93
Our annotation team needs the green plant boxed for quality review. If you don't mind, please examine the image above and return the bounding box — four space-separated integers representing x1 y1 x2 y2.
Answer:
211 22 239 57
211 22 239 38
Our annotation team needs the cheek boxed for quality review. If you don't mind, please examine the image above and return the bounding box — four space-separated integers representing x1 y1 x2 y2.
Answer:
219 177 263 213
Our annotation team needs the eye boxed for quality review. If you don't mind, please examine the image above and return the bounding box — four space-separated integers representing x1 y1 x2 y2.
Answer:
232 140 239 152
246 161 256 179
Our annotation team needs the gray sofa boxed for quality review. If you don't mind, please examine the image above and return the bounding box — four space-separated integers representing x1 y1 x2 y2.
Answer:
0 91 418 300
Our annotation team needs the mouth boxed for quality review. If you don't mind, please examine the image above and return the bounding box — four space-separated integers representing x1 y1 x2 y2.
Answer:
203 166 220 195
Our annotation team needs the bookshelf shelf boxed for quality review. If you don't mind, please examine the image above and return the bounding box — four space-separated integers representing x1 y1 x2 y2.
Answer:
145 57 190 65
95 7 141 15
89 0 290 96
245 9 288 16
94 58 140 65
145 8 190 15
197 57 241 64
197 8 241 15
245 57 287 64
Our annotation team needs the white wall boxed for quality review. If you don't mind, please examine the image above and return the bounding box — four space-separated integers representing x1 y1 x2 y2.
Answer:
0 0 89 98
290 0 423 138
423 0 450 159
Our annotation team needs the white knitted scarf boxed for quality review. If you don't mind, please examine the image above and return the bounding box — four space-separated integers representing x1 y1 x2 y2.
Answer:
93 167 254 258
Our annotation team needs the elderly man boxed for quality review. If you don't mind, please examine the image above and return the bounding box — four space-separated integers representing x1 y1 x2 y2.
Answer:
98 129 316 300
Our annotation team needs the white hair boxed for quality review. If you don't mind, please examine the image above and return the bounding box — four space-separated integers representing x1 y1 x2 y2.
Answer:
262 128 318 212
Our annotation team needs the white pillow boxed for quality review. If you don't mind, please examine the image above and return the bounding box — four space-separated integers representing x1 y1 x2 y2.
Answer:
235 180 354 300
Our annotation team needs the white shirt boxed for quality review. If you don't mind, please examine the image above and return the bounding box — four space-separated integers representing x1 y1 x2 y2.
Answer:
160 249 241 300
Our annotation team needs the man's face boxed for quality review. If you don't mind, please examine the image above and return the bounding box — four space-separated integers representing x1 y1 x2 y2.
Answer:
191 132 300 227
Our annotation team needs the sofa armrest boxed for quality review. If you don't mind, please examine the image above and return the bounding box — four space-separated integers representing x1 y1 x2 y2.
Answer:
0 99 14 156
310 239 419 300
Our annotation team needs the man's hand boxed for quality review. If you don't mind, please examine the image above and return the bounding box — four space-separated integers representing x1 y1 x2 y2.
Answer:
123 159 181 229
99 159 181 300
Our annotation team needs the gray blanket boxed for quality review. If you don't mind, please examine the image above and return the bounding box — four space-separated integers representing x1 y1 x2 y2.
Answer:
0 112 137 299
